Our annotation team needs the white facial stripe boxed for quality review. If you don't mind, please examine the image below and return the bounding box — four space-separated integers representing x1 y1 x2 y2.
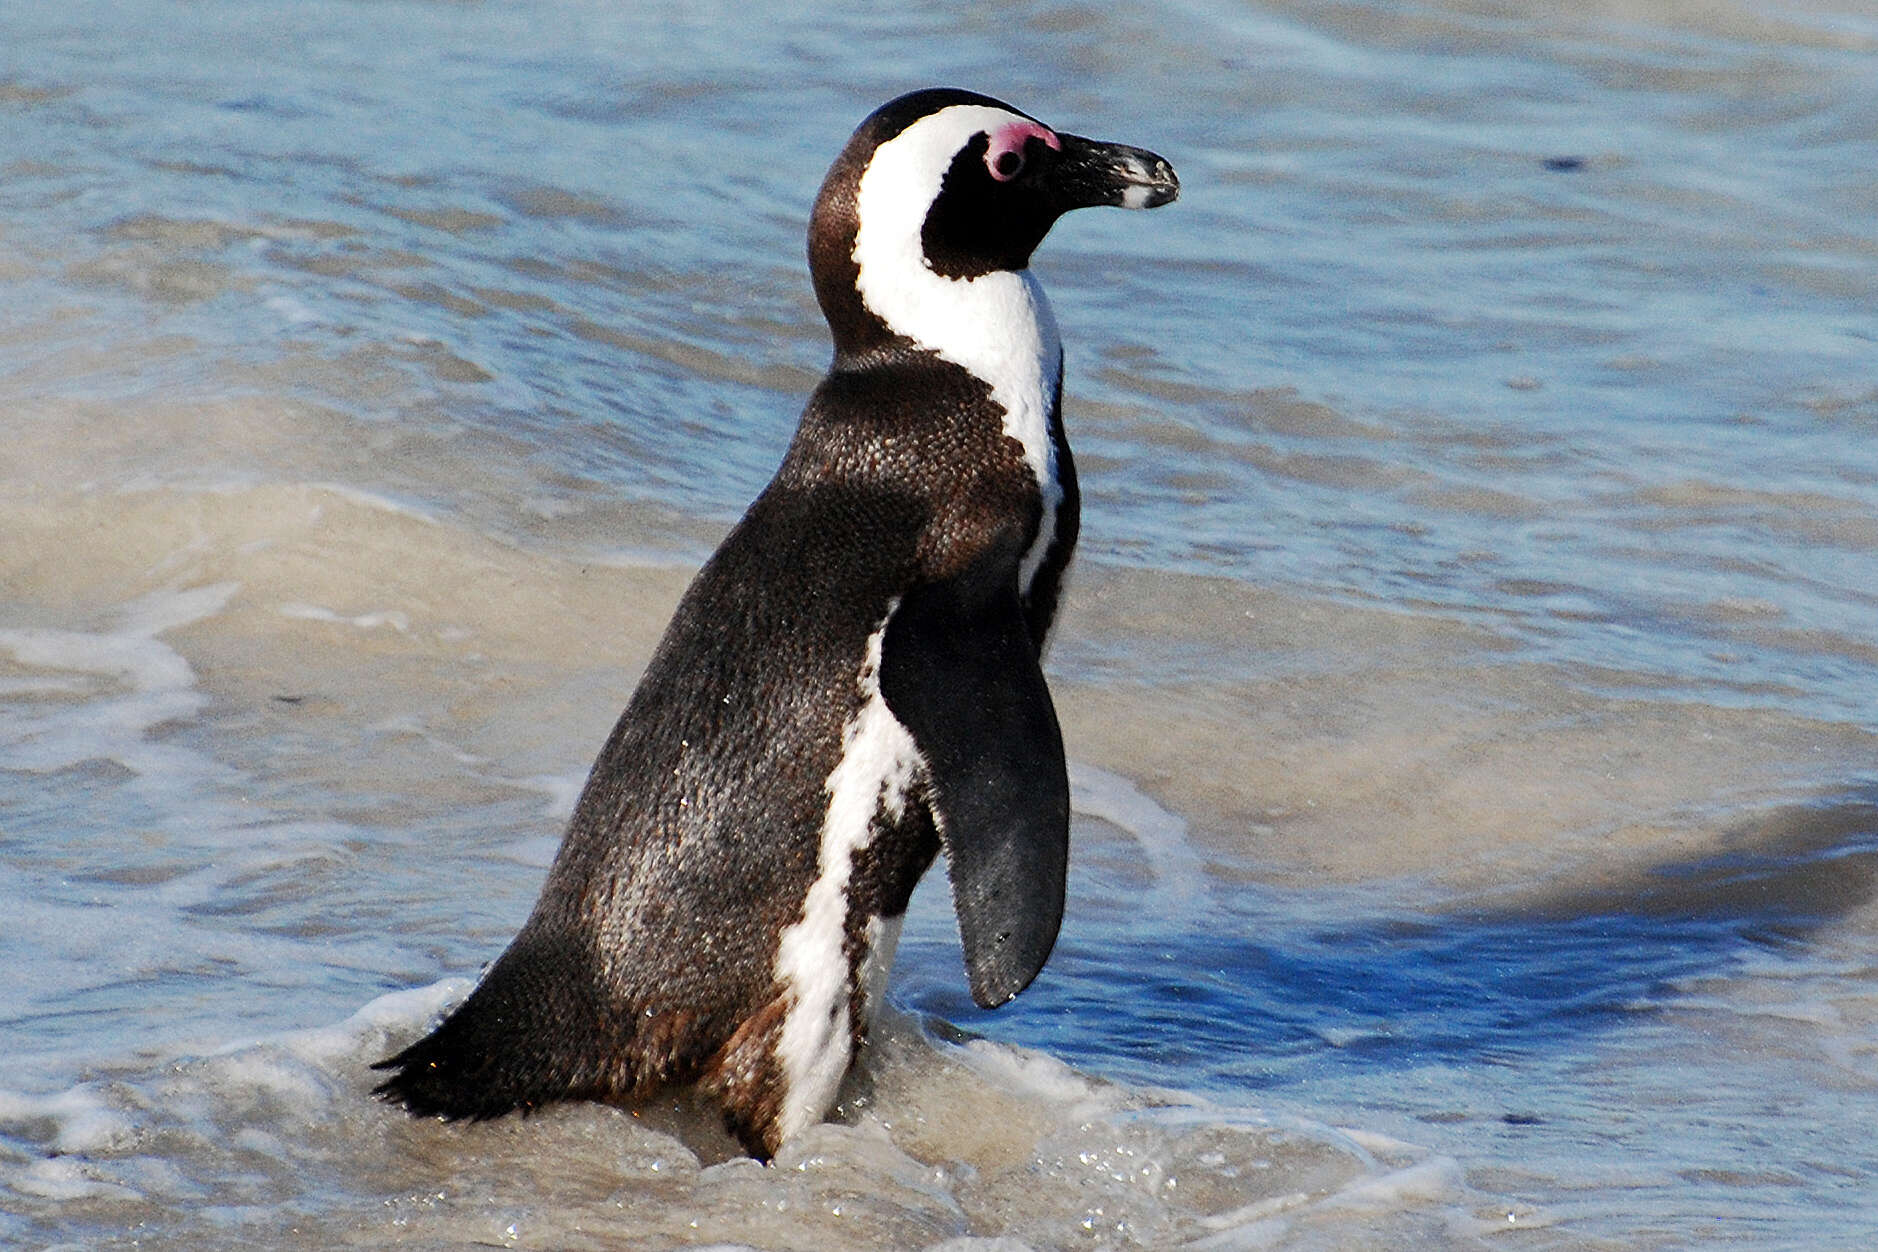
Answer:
771 606 923 1143
851 103 1065 592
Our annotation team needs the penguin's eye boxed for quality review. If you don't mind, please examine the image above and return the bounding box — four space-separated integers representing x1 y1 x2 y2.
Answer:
982 120 1058 183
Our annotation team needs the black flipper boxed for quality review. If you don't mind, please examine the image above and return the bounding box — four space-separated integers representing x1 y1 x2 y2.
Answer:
878 563 1070 1009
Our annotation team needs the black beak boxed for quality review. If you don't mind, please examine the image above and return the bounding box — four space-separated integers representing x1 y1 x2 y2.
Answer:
1047 133 1180 212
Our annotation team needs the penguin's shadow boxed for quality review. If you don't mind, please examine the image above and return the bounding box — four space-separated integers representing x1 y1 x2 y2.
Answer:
892 789 1878 1094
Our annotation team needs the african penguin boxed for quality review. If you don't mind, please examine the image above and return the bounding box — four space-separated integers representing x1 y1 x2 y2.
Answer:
373 87 1178 1160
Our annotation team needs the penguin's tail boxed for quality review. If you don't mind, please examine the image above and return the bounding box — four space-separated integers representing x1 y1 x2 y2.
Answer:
371 930 649 1121
370 1000 554 1122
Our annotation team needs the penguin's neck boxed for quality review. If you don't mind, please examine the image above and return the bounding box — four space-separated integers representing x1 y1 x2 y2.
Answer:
861 266 1066 604
860 262 1063 495
862 274 1067 605
844 134 1066 566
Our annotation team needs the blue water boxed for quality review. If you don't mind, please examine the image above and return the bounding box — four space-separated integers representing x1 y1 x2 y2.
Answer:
4 1 1878 1247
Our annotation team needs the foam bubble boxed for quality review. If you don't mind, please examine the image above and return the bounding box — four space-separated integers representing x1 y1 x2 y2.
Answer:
0 1088 136 1156
9 1157 142 1203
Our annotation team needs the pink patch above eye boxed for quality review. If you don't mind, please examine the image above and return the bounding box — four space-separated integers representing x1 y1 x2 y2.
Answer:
984 120 1060 181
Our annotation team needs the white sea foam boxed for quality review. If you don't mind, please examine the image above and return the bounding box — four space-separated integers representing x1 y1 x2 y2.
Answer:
0 986 1492 1251
0 1088 136 1156
1069 761 1208 901
0 582 236 777
221 979 474 1069
511 769 588 820
279 601 412 632
8 1156 142 1203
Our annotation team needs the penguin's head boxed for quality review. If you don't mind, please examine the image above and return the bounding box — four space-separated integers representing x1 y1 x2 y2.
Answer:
809 88 1179 361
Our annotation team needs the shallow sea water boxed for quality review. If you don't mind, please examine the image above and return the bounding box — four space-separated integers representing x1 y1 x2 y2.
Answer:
3 1 1877 1248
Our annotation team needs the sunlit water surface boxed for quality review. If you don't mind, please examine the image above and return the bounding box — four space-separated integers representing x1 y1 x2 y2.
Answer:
3 1 1876 1248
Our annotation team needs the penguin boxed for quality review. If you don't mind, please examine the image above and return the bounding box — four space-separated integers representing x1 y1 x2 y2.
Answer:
373 87 1178 1160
